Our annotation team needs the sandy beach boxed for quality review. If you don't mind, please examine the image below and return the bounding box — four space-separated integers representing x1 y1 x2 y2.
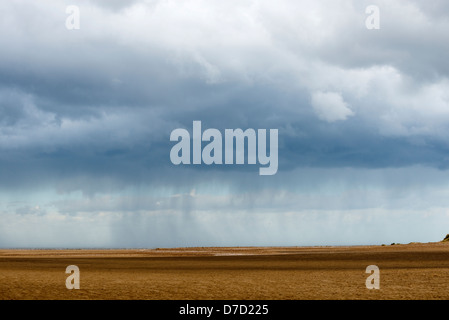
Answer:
1 243 449 300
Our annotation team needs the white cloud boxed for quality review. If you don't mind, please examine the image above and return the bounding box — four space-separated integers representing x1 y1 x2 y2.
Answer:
311 91 354 122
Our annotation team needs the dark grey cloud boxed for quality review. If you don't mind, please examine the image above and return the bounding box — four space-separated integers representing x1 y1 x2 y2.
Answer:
1 0 449 247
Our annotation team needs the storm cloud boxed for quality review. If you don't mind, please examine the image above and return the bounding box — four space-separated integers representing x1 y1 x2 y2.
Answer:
1 0 449 247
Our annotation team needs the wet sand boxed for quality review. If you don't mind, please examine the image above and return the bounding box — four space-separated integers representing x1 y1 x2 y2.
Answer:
1 243 449 300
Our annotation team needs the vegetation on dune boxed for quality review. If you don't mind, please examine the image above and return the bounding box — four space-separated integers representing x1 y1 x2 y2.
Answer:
443 234 449 242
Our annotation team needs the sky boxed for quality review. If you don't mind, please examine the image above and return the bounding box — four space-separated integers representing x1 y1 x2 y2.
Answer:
1 0 449 248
